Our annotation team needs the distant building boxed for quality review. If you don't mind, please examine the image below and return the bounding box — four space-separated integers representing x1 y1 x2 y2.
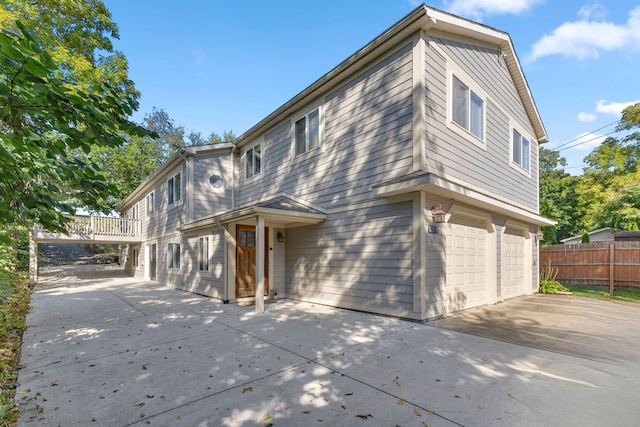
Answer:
561 228 617 244
614 231 640 242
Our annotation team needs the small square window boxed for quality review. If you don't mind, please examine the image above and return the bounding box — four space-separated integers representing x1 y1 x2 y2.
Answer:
198 237 209 272
295 108 321 156
512 128 531 171
451 75 484 141
245 144 262 179
146 192 154 214
132 248 139 267
168 173 181 205
168 243 181 269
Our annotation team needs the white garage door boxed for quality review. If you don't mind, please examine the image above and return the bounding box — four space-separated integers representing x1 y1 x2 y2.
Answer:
445 216 487 312
502 229 525 299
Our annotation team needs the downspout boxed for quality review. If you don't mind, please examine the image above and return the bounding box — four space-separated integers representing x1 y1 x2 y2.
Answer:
230 143 238 210
224 144 239 303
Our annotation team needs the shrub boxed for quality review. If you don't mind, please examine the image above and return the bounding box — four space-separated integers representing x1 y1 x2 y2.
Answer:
539 258 569 294
539 279 569 294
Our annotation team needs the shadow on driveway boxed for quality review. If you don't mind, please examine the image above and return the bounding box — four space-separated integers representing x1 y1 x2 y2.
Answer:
430 294 640 363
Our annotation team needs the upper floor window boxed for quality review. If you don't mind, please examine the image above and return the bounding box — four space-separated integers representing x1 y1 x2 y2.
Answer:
512 129 530 172
146 192 155 215
168 172 181 205
131 203 139 219
168 242 181 269
245 144 262 179
452 75 484 141
295 107 320 156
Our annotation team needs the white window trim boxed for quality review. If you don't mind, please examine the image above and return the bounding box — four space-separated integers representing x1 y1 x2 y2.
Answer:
146 191 155 215
446 62 487 150
206 169 225 192
198 235 210 272
509 122 533 177
244 141 263 181
167 172 182 206
167 242 181 270
294 106 322 157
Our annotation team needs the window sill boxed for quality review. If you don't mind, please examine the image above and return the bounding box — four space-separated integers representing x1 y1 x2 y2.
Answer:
446 121 486 150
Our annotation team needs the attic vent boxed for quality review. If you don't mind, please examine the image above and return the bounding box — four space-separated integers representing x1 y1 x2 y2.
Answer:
208 174 224 189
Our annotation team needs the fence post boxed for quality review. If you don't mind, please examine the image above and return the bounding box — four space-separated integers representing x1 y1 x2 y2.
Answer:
609 244 614 300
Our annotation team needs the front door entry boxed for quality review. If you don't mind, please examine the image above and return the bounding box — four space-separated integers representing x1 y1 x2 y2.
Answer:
236 225 269 298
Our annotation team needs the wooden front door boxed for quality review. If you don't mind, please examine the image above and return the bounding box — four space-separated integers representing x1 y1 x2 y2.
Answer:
236 225 269 298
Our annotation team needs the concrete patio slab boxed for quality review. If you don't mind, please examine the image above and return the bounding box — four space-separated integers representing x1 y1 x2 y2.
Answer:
15 268 640 426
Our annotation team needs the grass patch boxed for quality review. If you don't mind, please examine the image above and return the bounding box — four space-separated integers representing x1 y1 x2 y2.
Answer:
564 284 640 303
0 271 31 425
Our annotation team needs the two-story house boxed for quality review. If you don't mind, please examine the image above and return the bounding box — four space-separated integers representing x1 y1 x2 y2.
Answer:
119 4 553 320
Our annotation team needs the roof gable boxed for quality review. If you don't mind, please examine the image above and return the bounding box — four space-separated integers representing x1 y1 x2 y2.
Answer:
234 4 547 147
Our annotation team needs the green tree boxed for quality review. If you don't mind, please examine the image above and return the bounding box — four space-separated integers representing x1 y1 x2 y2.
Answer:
539 147 584 243
208 130 236 144
578 136 640 230
143 107 185 158
581 230 590 243
0 10 147 235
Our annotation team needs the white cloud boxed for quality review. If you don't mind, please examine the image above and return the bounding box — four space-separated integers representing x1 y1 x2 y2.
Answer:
529 6 640 60
596 99 640 115
444 0 542 21
192 48 205 66
572 132 608 150
578 2 608 20
578 112 597 122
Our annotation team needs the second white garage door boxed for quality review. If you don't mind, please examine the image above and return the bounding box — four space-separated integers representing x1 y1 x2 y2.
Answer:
445 216 488 312
502 229 525 299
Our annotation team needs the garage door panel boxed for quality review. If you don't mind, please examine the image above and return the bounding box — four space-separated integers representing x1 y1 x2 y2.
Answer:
446 216 488 312
502 229 525 299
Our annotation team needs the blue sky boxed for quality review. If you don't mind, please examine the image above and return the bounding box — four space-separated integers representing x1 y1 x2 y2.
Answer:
104 0 640 174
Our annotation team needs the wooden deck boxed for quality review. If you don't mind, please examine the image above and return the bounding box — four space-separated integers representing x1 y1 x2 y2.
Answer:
33 215 141 244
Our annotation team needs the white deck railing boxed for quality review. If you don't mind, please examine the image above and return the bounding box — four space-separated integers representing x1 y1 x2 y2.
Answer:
34 215 141 242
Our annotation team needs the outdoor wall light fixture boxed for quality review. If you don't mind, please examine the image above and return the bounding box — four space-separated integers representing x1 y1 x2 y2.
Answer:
535 229 545 242
276 231 285 243
431 205 447 224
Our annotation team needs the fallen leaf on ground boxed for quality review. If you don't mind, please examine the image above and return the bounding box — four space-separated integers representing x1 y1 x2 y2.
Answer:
414 408 422 417
507 393 513 399
355 414 372 420
422 422 429 427
134 403 145 409
142 364 147 370
243 387 254 393
397 399 406 405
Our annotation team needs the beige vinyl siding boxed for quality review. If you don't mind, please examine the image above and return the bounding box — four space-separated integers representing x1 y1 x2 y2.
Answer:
285 200 414 315
192 152 233 220
180 230 225 298
235 43 414 209
152 234 182 287
424 37 538 211
140 164 187 241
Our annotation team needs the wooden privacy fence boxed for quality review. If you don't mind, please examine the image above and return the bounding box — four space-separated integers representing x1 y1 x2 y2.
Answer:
540 242 640 287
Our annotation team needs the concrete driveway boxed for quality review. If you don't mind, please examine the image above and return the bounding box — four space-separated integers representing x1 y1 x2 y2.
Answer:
16 268 640 426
